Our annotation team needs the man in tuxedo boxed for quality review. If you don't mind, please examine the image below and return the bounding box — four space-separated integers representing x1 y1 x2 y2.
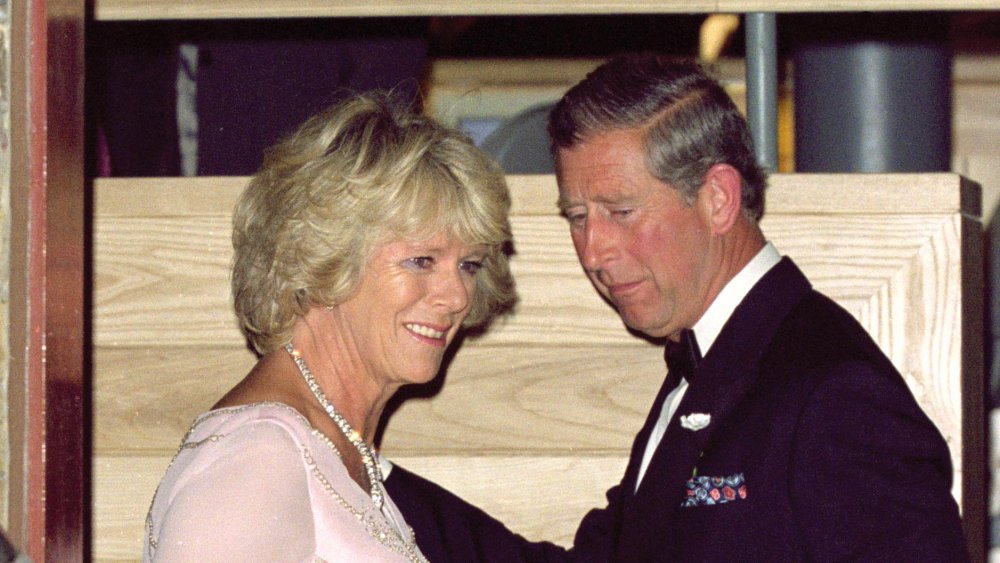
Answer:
383 53 968 561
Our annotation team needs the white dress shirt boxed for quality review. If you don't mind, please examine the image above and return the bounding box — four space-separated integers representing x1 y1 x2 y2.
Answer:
634 242 781 490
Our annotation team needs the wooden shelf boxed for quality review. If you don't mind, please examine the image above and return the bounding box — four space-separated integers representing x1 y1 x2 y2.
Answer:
94 0 1000 22
92 173 984 561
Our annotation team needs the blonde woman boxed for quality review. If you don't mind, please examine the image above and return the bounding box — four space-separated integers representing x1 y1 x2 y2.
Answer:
143 93 516 562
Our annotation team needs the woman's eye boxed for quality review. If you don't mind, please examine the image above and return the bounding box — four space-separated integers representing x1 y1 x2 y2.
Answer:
459 260 483 276
407 256 434 270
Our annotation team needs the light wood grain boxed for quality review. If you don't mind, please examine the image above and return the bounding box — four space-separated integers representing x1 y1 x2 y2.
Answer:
952 52 1000 231
91 173 982 562
715 0 1000 9
954 83 1000 160
92 175 975 357
954 155 1000 224
428 59 603 88
427 58 750 87
94 176 249 217
93 214 633 347
94 344 664 455
93 454 627 561
92 210 966 347
92 0 1000 21
94 174 972 217
93 211 966 452
767 174 973 215
94 175 561 217
93 175 972 457
954 55 1000 84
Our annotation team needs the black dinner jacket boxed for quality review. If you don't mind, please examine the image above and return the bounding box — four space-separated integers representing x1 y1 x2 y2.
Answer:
385 257 968 562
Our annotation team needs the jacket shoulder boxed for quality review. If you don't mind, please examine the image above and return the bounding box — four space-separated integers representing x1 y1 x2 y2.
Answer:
764 290 899 384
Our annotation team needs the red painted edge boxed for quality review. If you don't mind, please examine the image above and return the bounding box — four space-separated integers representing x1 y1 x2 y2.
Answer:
26 0 48 560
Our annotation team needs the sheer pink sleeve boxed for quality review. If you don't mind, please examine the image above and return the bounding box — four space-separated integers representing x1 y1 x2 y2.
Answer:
150 421 316 562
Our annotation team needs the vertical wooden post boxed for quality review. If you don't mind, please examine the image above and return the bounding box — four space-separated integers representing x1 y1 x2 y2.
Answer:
9 0 87 560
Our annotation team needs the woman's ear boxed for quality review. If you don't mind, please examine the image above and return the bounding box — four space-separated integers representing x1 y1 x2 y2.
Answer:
703 163 743 235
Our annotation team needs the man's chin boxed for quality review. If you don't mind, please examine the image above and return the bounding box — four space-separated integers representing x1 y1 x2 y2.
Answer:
620 314 670 339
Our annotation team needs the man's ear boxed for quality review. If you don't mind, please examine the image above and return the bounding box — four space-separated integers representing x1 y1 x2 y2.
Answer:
703 163 743 235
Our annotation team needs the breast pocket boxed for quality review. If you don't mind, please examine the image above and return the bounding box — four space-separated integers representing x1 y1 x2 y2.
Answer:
681 472 747 508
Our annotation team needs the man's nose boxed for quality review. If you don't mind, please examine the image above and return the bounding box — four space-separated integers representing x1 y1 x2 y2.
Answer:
580 216 614 272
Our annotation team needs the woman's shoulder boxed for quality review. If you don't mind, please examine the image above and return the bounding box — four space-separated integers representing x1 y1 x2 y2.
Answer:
188 401 310 432
181 402 317 451
146 403 326 561
163 402 345 497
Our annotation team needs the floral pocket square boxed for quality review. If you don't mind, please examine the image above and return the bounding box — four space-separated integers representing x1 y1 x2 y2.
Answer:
682 473 747 507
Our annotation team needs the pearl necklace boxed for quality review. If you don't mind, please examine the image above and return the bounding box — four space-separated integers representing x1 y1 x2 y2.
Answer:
286 343 384 509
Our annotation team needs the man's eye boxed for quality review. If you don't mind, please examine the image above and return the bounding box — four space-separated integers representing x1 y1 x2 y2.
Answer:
564 212 586 226
611 208 634 218
460 260 483 276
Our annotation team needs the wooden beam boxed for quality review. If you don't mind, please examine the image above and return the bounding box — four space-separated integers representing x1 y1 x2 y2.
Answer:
8 0 87 560
93 0 1000 22
90 173 983 561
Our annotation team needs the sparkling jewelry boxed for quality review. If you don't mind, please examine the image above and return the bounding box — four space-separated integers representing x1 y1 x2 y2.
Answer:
286 343 384 509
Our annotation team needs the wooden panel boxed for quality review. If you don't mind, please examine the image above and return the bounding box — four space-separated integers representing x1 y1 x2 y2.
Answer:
94 212 967 456
93 174 974 457
94 175 562 217
94 174 973 217
94 215 237 346
93 205 965 459
715 0 1000 9
765 173 973 215
424 59 748 127
93 454 627 561
91 173 982 561
954 155 1000 225
92 176 973 350
93 456 171 562
93 215 629 347
20 0 89 561
952 60 999 527
960 213 987 561
92 0 1000 21
954 82 1000 160
427 58 751 87
94 345 664 455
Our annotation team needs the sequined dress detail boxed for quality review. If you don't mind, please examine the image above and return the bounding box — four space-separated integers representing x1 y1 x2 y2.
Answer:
143 402 427 562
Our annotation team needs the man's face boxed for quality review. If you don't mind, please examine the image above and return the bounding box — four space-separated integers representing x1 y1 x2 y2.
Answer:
557 128 714 340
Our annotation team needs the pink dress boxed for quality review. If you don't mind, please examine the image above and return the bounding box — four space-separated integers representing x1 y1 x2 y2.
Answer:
143 403 427 562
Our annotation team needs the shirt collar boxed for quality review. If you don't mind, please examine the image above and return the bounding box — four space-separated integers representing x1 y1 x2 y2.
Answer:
691 241 781 356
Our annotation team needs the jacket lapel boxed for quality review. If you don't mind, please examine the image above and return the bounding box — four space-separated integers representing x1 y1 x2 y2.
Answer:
620 368 682 496
617 258 812 551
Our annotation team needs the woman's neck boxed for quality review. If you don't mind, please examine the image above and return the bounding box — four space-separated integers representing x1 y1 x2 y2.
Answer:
289 308 397 444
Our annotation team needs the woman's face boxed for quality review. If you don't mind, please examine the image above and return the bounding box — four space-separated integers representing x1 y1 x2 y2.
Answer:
332 231 486 386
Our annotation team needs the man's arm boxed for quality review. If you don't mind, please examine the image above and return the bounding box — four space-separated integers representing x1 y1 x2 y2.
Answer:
385 462 619 562
791 362 969 562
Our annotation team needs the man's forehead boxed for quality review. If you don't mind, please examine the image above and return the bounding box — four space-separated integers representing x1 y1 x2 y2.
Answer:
557 163 656 205
557 182 640 204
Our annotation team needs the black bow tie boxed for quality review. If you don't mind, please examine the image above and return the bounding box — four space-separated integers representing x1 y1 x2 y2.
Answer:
664 329 702 383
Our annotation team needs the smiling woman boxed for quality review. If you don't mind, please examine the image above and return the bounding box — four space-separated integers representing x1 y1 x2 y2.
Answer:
231 93 516 356
141 92 516 562
330 233 488 388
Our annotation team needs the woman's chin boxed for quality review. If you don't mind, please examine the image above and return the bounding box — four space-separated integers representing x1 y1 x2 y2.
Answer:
396 368 441 387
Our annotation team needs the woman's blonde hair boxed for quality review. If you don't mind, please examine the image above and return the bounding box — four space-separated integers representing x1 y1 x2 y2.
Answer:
232 93 516 355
